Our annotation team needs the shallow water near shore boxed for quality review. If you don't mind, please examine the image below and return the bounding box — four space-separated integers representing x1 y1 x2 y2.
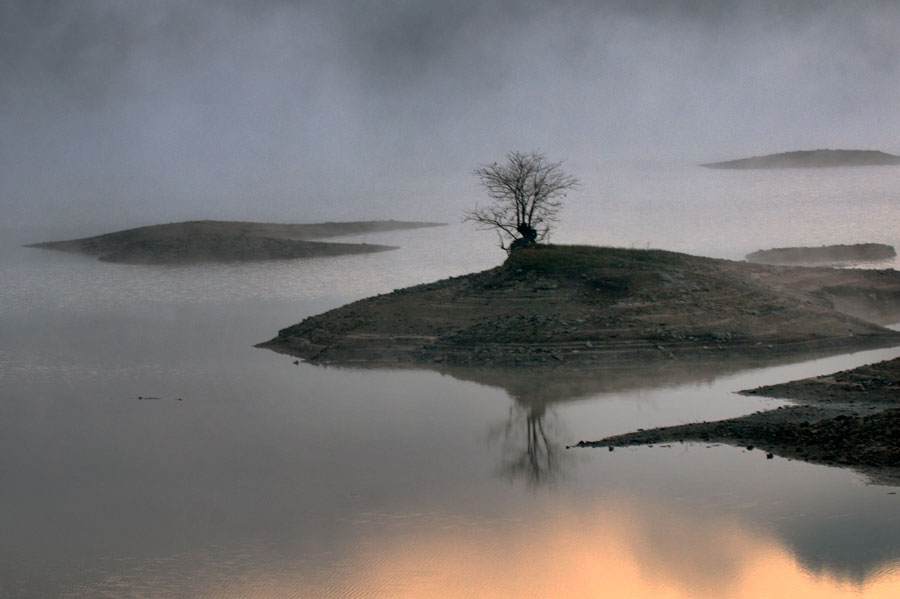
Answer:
3 166 900 597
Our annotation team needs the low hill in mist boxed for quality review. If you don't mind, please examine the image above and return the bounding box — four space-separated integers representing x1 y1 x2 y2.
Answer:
260 244 900 368
701 149 900 169
25 220 445 264
746 243 896 265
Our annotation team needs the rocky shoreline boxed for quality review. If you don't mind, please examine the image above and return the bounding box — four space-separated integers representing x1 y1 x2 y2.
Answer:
572 357 900 485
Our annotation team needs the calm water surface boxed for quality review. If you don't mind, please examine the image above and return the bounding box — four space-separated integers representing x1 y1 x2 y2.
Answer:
2 166 900 597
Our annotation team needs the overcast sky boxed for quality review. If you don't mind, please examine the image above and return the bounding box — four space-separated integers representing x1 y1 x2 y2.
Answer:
3 0 899 230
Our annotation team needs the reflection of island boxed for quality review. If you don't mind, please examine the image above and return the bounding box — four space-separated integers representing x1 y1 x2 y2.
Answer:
702 149 900 169
456 364 900 581
25 219 445 264
462 358 825 488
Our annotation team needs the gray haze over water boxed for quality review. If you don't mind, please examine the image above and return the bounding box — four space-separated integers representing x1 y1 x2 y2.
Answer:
5 4 900 593
3 0 900 232
2 214 900 596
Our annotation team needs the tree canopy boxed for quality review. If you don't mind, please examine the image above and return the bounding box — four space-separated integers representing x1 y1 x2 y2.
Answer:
465 151 579 253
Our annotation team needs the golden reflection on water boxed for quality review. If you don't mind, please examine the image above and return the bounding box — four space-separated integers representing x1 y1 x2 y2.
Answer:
181 499 900 599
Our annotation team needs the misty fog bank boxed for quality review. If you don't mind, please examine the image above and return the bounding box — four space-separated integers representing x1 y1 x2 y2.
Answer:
3 0 899 231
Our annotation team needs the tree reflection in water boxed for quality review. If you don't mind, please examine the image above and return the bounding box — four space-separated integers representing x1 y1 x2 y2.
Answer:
489 399 568 486
446 357 828 488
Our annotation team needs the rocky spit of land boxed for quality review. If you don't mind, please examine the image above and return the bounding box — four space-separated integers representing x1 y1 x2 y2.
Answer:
572 357 900 485
259 244 900 369
24 220 445 264
746 243 897 266
701 149 900 169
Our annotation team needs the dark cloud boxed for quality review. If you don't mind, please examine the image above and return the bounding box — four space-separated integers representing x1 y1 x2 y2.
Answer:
2 0 899 229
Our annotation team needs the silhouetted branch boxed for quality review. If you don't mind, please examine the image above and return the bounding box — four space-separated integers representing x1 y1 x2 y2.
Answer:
464 151 580 253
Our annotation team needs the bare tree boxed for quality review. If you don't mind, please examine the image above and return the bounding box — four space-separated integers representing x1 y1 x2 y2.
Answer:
465 151 580 253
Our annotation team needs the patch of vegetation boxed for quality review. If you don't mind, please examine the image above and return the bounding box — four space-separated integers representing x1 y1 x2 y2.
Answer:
504 244 697 276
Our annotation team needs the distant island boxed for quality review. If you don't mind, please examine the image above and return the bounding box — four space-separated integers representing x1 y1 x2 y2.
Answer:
25 220 445 264
746 243 896 265
701 149 900 169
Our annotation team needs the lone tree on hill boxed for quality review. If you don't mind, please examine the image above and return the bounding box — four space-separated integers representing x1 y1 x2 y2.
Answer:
465 151 580 253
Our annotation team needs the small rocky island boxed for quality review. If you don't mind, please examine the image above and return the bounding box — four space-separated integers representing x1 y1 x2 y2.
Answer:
25 220 444 264
262 243 900 483
259 244 900 368
573 357 900 485
746 243 897 265
701 149 900 169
